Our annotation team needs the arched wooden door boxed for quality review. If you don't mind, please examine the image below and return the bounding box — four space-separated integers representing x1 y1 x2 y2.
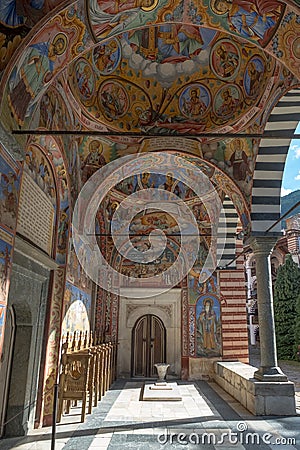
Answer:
132 314 166 378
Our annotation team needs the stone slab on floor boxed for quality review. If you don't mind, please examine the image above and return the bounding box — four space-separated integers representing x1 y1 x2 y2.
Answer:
142 382 182 401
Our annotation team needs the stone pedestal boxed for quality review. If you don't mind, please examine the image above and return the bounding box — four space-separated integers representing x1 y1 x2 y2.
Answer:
246 236 287 382
142 382 182 401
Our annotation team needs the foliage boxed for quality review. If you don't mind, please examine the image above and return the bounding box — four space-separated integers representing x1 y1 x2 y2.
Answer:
273 254 300 360
294 293 300 360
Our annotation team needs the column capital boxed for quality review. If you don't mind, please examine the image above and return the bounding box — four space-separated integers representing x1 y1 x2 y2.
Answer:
244 235 278 256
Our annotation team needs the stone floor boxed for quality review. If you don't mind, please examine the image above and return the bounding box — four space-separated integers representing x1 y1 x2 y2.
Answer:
0 349 299 450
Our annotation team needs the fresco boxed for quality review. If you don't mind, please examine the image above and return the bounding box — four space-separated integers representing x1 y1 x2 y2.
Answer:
88 0 176 41
73 58 96 106
24 144 57 205
87 0 285 49
204 138 253 199
178 153 251 230
179 84 211 119
0 304 6 357
8 32 69 127
38 85 73 130
62 281 91 334
115 172 190 198
0 226 13 355
244 56 265 98
0 230 13 304
66 238 93 292
92 38 121 74
0 0 66 74
210 39 240 79
0 151 20 231
189 266 217 303
1 0 298 139
26 136 70 265
208 0 286 47
78 137 120 185
66 28 276 137
3 5 87 130
196 294 222 357
126 23 207 64
271 10 300 77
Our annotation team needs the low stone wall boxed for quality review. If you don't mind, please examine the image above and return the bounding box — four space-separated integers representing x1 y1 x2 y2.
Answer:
214 361 296 416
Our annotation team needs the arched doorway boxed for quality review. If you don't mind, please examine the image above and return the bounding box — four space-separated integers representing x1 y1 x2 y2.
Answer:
132 314 166 378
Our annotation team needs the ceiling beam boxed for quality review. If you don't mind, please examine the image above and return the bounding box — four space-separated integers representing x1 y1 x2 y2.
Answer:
11 130 300 139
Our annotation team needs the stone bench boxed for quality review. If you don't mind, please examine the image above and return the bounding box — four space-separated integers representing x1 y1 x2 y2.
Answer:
214 361 296 416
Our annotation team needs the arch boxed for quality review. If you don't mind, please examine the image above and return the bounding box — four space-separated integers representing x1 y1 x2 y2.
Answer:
1 2 299 135
217 196 239 268
131 314 166 377
118 289 181 378
252 88 300 233
128 305 171 329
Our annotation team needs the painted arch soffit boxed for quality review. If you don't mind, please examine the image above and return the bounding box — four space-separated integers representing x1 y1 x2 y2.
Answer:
65 30 293 136
97 149 251 233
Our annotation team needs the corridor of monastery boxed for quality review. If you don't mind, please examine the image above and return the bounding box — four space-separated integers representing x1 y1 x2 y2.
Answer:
0 0 300 441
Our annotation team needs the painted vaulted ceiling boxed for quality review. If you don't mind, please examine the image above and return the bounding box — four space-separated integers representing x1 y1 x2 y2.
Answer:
0 0 300 232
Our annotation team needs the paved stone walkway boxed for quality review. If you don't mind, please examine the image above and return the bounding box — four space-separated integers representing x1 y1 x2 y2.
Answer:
0 348 300 449
0 377 299 450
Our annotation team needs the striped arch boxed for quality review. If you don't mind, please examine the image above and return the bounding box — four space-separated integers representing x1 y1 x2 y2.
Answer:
217 196 239 269
252 88 300 234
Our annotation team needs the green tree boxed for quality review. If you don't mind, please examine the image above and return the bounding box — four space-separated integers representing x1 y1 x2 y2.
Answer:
294 293 300 360
273 254 300 360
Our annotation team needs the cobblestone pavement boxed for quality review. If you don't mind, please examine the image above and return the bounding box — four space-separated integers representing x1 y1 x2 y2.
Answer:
0 350 299 450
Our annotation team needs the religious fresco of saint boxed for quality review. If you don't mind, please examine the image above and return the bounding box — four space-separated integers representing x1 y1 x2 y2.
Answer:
196 294 222 357
0 151 20 231
88 0 177 41
77 137 123 187
208 0 286 48
66 238 93 293
7 32 69 127
0 0 66 75
206 138 253 199
62 281 91 335
189 267 217 303
2 6 87 131
24 144 57 205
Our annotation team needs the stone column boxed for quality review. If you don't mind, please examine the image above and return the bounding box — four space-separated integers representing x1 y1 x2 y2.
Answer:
247 236 288 381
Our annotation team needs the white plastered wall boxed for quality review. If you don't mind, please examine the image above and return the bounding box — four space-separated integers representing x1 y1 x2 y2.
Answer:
118 288 182 378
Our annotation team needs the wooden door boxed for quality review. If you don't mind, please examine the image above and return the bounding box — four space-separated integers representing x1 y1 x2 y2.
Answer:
132 314 166 378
